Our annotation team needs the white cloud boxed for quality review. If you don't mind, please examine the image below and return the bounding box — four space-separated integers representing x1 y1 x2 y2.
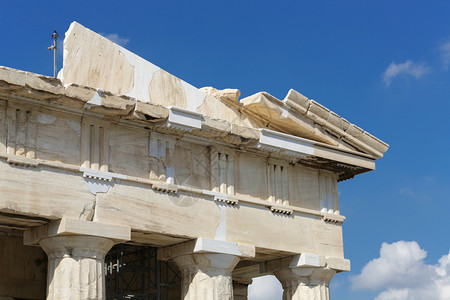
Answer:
351 241 450 300
248 275 282 300
101 33 130 47
382 60 429 86
399 187 415 197
375 288 411 300
440 41 450 69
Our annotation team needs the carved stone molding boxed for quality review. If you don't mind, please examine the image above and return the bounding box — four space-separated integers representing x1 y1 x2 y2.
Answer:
166 106 203 132
267 158 290 205
336 163 357 170
214 194 238 206
321 213 345 224
80 116 110 171
152 181 178 193
80 167 127 195
270 205 293 215
210 146 235 195
6 105 37 158
7 155 39 168
258 129 315 158
82 169 112 181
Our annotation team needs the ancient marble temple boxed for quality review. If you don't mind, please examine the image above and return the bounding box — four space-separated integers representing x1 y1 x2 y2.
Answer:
0 22 388 299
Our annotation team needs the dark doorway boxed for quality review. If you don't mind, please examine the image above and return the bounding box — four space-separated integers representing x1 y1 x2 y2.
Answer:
105 244 181 300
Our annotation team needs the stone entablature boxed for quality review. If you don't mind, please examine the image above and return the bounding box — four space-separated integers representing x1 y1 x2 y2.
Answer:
0 66 378 174
0 91 341 213
0 70 348 257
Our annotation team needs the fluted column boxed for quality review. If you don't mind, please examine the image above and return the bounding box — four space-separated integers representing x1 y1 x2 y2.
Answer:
23 219 131 300
233 278 252 300
173 252 239 300
274 267 335 300
158 238 255 300
40 235 114 300
264 253 350 300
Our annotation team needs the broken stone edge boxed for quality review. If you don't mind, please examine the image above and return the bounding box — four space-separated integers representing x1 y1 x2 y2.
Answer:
0 66 382 177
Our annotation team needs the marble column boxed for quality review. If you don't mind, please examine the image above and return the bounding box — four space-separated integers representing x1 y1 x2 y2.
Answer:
40 235 114 300
274 267 335 300
233 278 252 300
173 252 239 300
263 253 350 300
23 218 131 300
158 238 255 300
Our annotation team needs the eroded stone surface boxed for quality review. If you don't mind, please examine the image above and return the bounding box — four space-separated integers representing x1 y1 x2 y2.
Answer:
63 22 135 96
150 69 187 108
200 86 241 103
40 235 114 300
174 253 239 300
274 267 336 300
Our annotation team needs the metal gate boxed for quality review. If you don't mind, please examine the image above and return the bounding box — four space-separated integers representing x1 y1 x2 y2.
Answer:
105 244 181 300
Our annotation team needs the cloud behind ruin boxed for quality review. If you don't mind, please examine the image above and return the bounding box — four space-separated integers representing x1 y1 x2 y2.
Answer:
101 33 130 47
351 241 450 300
382 60 429 86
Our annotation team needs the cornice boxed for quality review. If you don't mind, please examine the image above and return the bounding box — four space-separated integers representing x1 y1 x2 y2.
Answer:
0 66 376 174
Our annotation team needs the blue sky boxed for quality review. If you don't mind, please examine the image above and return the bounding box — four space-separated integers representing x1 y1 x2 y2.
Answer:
1 1 450 299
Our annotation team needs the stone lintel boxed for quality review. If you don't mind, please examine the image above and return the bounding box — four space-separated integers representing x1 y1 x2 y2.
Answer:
233 277 253 285
24 218 131 246
158 237 255 260
264 253 350 273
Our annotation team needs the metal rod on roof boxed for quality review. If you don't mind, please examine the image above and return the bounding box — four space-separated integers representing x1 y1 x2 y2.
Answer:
48 30 59 78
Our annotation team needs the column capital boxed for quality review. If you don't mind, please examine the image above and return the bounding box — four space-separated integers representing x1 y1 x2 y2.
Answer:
274 266 336 288
23 218 131 246
264 254 348 300
158 237 255 261
264 253 350 274
273 267 336 300
39 235 115 300
159 238 254 300
39 235 114 260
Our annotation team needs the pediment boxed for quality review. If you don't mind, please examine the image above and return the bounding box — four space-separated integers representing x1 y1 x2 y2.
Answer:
196 86 388 159
60 21 388 159
237 90 389 158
